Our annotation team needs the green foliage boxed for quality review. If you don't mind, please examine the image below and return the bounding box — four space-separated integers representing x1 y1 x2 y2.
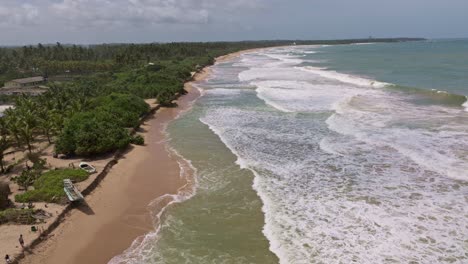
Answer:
12 170 40 191
155 89 174 106
11 151 47 191
92 93 150 127
130 135 144 145
26 152 46 166
0 209 35 225
55 111 131 156
0 118 10 174
15 169 88 203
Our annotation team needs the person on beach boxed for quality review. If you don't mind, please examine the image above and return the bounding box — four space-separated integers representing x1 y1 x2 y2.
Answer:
5 254 11 263
19 234 24 248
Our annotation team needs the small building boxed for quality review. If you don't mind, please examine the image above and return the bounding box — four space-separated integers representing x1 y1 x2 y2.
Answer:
1 76 48 96
4 76 45 88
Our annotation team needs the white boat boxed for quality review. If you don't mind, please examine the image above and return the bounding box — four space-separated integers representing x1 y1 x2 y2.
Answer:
63 179 84 202
79 162 96 173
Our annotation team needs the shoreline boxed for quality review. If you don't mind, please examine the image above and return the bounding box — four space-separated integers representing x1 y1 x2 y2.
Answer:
19 77 203 264
18 49 253 264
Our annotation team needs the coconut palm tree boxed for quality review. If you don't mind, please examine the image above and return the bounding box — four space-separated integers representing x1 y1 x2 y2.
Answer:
0 118 11 173
4 109 22 148
36 95 57 143
15 96 38 154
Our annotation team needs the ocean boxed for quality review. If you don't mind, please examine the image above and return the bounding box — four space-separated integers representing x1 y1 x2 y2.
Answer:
114 39 468 263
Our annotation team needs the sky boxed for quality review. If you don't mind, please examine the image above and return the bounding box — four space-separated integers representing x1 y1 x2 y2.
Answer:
0 0 467 45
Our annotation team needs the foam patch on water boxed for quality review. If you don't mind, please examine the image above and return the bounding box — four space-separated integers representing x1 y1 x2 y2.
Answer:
253 80 365 112
263 53 305 66
200 106 468 264
205 88 244 95
463 96 468 112
351 42 377 45
297 66 392 88
327 93 468 181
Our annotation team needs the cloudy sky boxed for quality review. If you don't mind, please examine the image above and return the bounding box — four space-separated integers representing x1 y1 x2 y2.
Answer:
0 0 467 45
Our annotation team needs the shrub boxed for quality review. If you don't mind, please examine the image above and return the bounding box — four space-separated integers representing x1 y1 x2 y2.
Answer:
93 93 150 128
146 63 164 72
130 135 144 145
93 93 149 116
56 111 131 156
12 170 40 191
15 169 88 203
157 89 177 107
0 209 35 225
26 152 47 170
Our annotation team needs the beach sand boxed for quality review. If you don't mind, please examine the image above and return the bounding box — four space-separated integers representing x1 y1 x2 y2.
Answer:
19 74 204 264
18 50 252 264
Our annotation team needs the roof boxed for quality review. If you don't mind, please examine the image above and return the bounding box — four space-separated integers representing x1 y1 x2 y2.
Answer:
10 76 44 84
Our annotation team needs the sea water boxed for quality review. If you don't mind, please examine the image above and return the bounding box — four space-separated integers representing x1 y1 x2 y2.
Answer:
113 40 468 264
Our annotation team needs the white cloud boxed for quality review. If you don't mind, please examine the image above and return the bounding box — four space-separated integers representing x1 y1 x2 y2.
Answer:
0 3 39 26
49 0 264 27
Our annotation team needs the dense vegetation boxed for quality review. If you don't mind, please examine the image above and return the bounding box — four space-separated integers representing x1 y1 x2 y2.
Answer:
15 169 89 203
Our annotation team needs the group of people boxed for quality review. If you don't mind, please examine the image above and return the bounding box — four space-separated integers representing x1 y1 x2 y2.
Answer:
4 234 25 263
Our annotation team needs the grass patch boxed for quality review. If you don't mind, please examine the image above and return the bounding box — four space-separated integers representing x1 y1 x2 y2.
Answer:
0 209 35 225
15 169 89 203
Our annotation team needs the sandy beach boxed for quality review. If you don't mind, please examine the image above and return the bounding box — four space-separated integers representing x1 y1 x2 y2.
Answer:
18 50 252 264
18 77 202 264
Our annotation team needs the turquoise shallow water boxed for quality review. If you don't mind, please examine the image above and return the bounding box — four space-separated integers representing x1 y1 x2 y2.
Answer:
311 39 468 96
113 41 468 264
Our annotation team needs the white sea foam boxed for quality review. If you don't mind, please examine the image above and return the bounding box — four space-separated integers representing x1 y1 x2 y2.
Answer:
204 88 244 95
297 66 392 88
263 53 304 66
463 96 468 112
109 146 198 264
327 93 468 181
351 42 377 45
199 105 468 264
253 80 365 112
200 46 468 263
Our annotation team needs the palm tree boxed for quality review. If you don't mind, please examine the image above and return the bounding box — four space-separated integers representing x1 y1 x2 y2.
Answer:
37 110 54 144
4 109 22 148
0 118 11 173
36 96 57 143
20 114 37 154
14 96 38 154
